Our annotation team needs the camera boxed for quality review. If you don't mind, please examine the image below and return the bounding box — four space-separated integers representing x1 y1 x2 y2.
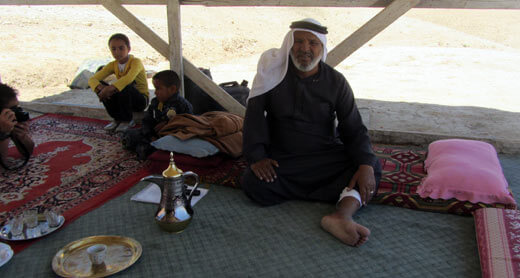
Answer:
10 106 30 122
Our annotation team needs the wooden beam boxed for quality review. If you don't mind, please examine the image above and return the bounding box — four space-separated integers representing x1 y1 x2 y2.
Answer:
182 0 520 9
167 0 185 97
1 0 520 9
101 0 245 116
102 0 166 55
326 0 421 67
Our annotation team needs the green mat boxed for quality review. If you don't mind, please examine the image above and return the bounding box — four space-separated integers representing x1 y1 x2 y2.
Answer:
3 154 519 277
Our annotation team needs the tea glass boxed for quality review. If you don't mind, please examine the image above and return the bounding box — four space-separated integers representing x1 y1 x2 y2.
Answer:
44 208 61 228
9 215 24 236
23 209 38 229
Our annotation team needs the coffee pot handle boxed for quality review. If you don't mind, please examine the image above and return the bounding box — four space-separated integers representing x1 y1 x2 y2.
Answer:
183 171 200 203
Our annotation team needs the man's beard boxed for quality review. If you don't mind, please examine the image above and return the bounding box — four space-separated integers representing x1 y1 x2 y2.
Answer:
290 51 322 72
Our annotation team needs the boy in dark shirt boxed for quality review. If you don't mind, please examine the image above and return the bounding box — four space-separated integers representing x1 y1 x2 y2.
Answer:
122 70 193 159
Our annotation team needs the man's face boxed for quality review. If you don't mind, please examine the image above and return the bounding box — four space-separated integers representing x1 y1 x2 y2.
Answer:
290 31 323 72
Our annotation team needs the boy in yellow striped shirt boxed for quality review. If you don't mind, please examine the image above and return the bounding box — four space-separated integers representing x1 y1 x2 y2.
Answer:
88 33 149 132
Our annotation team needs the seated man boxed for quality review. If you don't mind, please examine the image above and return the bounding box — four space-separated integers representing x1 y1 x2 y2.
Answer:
241 18 382 247
0 83 34 169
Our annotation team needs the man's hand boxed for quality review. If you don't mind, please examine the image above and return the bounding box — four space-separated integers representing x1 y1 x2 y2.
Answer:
347 164 376 205
98 85 117 101
10 121 34 155
0 108 16 134
11 122 29 138
250 158 279 183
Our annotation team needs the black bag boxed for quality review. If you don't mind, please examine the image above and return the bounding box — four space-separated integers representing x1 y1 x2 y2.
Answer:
219 80 249 107
184 68 249 115
184 68 217 115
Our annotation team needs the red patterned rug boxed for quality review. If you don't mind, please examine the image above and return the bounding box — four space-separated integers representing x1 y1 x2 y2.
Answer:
147 151 247 188
149 144 516 216
0 114 151 253
474 208 520 278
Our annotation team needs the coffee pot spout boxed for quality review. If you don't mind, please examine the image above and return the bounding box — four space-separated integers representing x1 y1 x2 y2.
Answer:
140 175 164 187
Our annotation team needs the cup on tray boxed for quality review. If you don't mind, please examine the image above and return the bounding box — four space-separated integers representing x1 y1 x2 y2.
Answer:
87 244 107 266
9 215 24 236
23 209 38 229
44 208 61 228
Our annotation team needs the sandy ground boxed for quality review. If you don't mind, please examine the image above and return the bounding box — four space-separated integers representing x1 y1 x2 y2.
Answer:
1 5 520 113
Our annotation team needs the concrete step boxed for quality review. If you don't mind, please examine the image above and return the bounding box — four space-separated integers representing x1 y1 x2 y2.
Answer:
21 89 520 154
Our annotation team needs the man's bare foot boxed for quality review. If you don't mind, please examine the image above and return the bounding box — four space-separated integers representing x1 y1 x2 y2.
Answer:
321 214 370 247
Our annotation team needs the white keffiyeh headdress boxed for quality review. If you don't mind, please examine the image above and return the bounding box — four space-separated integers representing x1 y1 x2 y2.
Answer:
248 18 328 101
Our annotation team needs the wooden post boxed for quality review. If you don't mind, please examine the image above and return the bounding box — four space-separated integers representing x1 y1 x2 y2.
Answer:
326 0 421 67
167 0 185 96
101 0 245 116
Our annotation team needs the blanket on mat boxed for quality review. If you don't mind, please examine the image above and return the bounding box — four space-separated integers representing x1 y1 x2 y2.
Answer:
158 111 243 158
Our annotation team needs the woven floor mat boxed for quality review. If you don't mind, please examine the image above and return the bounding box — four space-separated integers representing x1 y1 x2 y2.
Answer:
474 208 520 278
2 184 482 277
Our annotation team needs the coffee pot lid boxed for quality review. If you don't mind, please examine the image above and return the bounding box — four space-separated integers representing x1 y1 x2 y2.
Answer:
162 152 183 178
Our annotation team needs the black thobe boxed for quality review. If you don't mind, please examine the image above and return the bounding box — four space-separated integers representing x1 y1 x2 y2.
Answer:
241 60 381 206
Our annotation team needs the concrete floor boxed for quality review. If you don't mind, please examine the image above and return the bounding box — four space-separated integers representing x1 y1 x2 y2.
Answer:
21 88 520 154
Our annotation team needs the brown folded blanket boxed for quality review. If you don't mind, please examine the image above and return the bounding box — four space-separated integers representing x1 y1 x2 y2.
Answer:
157 111 244 158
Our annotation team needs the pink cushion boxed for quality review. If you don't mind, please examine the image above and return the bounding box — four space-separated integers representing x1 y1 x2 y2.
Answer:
417 139 516 205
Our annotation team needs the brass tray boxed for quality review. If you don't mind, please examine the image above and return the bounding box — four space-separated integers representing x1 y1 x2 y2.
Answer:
52 235 142 278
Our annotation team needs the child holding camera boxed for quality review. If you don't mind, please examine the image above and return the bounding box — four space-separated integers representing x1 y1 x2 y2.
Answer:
0 83 34 169
88 33 149 132
122 70 193 160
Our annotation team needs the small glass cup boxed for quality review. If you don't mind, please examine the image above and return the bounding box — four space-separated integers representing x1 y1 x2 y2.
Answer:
44 208 61 228
9 215 24 236
87 244 107 266
23 209 38 228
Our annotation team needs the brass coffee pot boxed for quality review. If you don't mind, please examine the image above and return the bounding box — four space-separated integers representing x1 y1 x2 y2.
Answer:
141 152 200 233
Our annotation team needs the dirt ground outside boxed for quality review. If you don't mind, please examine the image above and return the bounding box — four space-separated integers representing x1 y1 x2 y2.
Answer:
1 5 520 113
